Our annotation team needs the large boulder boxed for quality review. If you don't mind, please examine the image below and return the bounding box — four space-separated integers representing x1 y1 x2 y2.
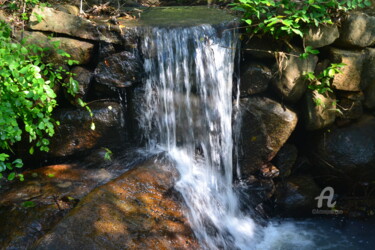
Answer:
362 48 375 109
272 52 318 103
240 62 271 96
273 144 298 178
329 47 365 91
238 97 298 176
29 6 123 44
18 31 94 66
312 115 375 179
335 12 375 48
48 102 125 157
0 164 114 249
274 175 321 217
94 50 142 88
34 157 198 249
304 24 339 48
336 91 364 121
303 89 336 130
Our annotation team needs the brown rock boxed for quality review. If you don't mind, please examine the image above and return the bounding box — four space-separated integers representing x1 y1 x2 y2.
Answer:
329 47 365 91
34 157 199 249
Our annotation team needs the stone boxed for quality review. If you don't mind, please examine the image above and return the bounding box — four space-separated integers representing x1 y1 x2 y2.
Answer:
304 24 339 48
273 144 298 178
69 66 93 98
240 62 271 96
272 52 318 103
335 12 375 48
275 175 321 217
55 4 80 16
336 91 364 120
0 164 115 249
29 6 122 44
94 50 142 88
312 115 375 179
34 157 198 249
303 89 337 130
48 102 125 157
21 31 94 65
260 163 280 178
238 97 298 176
243 35 285 59
362 48 375 109
329 47 365 91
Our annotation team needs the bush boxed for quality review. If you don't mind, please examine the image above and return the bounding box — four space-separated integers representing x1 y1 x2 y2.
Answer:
0 20 79 181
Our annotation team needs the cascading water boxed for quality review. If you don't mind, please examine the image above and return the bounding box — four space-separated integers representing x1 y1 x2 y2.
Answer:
138 24 256 249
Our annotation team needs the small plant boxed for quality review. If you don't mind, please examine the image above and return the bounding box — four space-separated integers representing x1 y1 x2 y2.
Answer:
102 147 113 161
305 63 345 107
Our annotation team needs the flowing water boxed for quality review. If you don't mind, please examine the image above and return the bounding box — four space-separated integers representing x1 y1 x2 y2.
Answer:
136 23 375 249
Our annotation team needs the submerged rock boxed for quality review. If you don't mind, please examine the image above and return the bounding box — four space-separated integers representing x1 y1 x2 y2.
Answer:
238 97 298 176
34 157 198 249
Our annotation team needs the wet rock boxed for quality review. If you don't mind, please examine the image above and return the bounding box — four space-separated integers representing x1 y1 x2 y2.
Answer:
49 102 124 157
20 31 94 65
312 115 375 179
329 47 365 91
303 89 337 130
304 24 339 48
273 144 298 178
94 51 142 88
240 62 271 96
275 175 321 217
362 48 375 109
235 175 275 216
239 97 298 176
34 157 199 249
0 164 114 249
335 12 375 48
272 52 318 103
29 6 122 44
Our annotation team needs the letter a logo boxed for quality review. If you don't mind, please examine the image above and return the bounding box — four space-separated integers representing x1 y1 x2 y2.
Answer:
315 186 336 208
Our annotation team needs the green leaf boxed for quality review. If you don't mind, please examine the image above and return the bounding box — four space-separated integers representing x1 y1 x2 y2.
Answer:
7 172 16 181
21 201 36 208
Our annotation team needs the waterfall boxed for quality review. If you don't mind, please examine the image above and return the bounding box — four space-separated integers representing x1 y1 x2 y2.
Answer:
138 24 256 249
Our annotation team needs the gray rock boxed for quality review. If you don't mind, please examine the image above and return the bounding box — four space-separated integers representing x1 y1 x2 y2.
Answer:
272 52 318 103
313 115 375 178
329 47 365 91
275 175 321 217
362 48 375 109
336 12 375 48
303 89 336 130
240 62 271 96
304 24 339 48
94 51 142 88
49 102 125 157
238 97 298 176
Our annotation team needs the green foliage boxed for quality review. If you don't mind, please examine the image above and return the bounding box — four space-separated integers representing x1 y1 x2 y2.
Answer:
232 0 372 39
21 201 36 208
0 20 82 181
102 147 113 161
